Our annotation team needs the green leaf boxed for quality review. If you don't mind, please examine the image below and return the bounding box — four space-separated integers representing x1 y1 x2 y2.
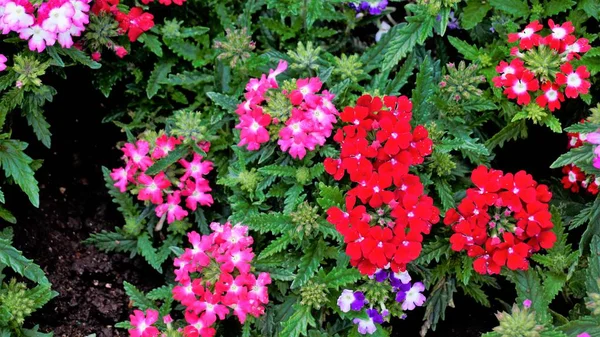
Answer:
162 71 213 86
447 36 480 61
146 62 173 99
550 146 595 169
0 139 39 207
258 232 294 259
506 269 549 323
140 34 163 57
586 235 600 294
46 46 65 67
180 26 210 38
206 92 238 111
280 304 316 337
258 165 297 178
322 267 361 290
316 183 344 210
434 178 455 211
540 331 569 337
384 53 416 95
101 166 139 218
382 11 435 71
558 316 600 337
544 0 576 16
284 184 305 214
137 233 167 273
164 38 203 64
84 229 137 253
485 120 528 150
145 144 189 175
291 240 326 289
123 281 156 311
422 278 457 333
27 283 58 311
246 213 292 235
0 238 48 284
461 0 491 29
57 48 101 69
579 0 600 20
489 0 529 17
541 114 562 133
415 237 451 264
24 107 51 148
147 285 174 301
0 205 16 224
22 325 53 337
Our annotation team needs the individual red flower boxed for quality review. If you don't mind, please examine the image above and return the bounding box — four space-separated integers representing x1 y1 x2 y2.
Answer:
535 82 564 111
492 233 530 271
376 117 413 155
563 36 591 60
493 59 524 88
555 62 591 98
361 226 395 268
502 69 539 105
561 165 584 192
507 20 543 50
115 7 155 42
545 20 574 50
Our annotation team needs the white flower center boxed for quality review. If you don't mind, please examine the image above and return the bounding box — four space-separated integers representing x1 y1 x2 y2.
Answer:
568 171 577 182
519 28 534 38
567 73 581 87
513 80 528 94
545 89 558 101
552 27 567 39
250 121 260 132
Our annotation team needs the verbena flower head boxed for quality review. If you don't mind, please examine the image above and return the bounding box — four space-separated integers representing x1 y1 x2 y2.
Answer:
494 20 591 112
110 133 214 225
129 309 160 337
325 95 438 276
0 54 7 72
235 60 339 159
561 123 600 196
349 1 388 15
444 166 555 275
171 222 270 334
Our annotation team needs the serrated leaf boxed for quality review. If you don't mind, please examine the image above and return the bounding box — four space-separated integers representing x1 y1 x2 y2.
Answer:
57 48 101 69
544 0 576 16
579 0 600 20
137 233 163 273
246 213 292 235
146 62 173 99
102 166 139 218
322 267 361 290
140 34 163 57
280 304 316 337
180 26 210 38
84 229 136 253
162 71 213 86
489 0 529 18
506 269 549 322
123 281 156 310
422 278 457 333
434 178 454 211
541 114 562 133
485 120 528 150
550 145 595 169
164 38 202 64
27 284 58 311
316 183 344 210
0 139 39 207
284 184 305 214
24 108 51 148
586 235 600 294
0 238 48 284
384 53 416 95
291 240 326 289
447 36 480 61
147 285 174 301
145 144 189 175
206 91 238 111
0 205 16 224
558 316 600 336
461 0 491 29
258 233 294 259
540 331 569 337
382 12 435 71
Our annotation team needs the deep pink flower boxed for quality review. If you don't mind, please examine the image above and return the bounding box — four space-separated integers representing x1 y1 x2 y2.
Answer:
289 78 322 105
152 135 181 159
236 109 271 151
128 309 159 337
122 140 153 171
179 153 213 182
137 172 171 204
155 191 188 224
181 178 213 210
0 55 7 72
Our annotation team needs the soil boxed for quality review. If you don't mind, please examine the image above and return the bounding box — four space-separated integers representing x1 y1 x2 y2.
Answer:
2 70 161 337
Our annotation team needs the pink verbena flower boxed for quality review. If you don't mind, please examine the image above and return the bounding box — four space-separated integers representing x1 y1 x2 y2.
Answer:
137 172 171 204
39 0 75 33
179 153 213 181
181 178 213 210
129 309 159 337
278 109 318 159
289 77 322 105
152 134 181 159
19 25 56 52
3 0 35 33
123 140 153 171
236 108 271 151
110 165 134 192
0 54 7 72
155 191 188 224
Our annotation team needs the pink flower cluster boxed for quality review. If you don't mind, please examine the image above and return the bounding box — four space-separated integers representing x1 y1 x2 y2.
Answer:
0 54 6 72
110 135 214 225
235 60 339 159
172 223 271 337
0 0 91 52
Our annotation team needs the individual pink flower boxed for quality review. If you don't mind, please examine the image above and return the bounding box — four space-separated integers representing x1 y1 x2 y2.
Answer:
110 165 133 192
267 59 287 88
152 134 181 159
183 311 216 337
122 140 153 171
247 272 271 304
555 63 591 98
289 78 322 105
181 178 213 210
137 172 171 204
402 282 426 311
189 292 229 325
179 153 213 181
236 109 271 151
492 59 524 87
2 0 35 32
523 299 532 308
114 45 128 58
277 109 317 159
0 54 7 72
535 82 564 111
217 246 254 274
40 0 75 33
19 25 56 52
57 24 83 48
155 191 188 224
91 51 101 61
128 309 159 337
563 36 591 60
69 0 90 27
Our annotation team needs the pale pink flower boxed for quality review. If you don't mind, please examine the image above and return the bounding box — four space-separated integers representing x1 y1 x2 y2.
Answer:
3 0 35 32
19 25 56 52
41 1 75 33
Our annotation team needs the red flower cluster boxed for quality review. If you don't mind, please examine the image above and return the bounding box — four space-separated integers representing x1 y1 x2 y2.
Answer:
172 222 270 337
110 135 214 225
561 129 600 195
324 95 439 276
91 1 154 43
494 20 591 110
444 166 556 275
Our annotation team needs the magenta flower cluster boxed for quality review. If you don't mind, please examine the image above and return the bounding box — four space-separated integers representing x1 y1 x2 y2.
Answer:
110 135 214 225
0 0 91 52
235 60 339 159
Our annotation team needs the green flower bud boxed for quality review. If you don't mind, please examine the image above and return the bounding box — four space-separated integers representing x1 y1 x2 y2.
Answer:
290 202 320 236
238 169 259 193
296 167 311 185
287 41 322 72
214 28 256 68
300 280 328 309
493 304 545 337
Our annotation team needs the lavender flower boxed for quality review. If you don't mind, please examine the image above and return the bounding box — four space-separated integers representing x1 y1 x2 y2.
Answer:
367 308 384 324
436 11 459 30
395 281 411 303
349 1 387 15
353 316 377 335
389 270 411 288
402 282 426 311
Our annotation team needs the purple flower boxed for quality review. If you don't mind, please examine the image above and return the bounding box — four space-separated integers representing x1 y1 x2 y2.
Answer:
402 282 426 311
374 269 389 282
338 289 366 312
348 1 362 11
395 281 411 303
448 11 459 30
353 317 377 335
389 270 411 288
363 0 388 15
367 308 384 324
